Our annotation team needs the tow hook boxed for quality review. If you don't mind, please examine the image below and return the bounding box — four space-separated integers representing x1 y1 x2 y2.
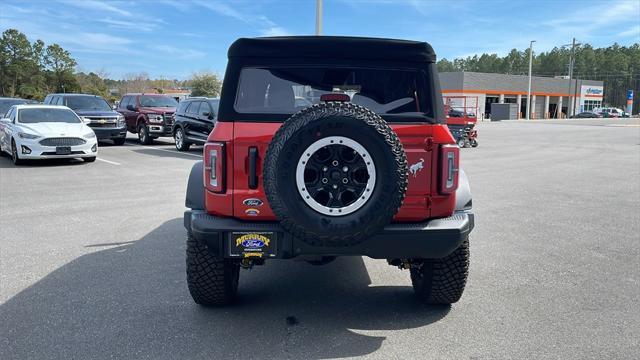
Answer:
240 258 265 269
387 259 422 270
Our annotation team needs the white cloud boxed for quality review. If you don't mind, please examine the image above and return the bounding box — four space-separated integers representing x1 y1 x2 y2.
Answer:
58 0 131 17
193 0 290 36
99 18 158 32
617 25 640 38
260 27 291 37
150 45 206 59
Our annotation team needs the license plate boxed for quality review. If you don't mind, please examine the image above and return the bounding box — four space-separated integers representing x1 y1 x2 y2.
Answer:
228 232 277 258
56 146 71 155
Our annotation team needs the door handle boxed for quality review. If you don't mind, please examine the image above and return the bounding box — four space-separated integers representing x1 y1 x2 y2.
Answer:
248 147 258 189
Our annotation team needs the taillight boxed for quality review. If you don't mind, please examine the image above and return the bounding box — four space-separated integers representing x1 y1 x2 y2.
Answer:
204 142 225 193
439 144 459 194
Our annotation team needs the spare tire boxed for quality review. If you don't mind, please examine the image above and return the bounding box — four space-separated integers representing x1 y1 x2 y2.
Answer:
263 102 408 247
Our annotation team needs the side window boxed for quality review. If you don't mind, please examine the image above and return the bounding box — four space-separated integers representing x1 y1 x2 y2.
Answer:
120 96 129 109
199 102 211 117
43 95 52 104
186 101 200 115
6 107 15 120
56 96 64 105
177 101 189 114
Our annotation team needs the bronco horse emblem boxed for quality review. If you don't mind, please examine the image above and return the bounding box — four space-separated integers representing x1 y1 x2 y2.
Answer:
409 158 425 177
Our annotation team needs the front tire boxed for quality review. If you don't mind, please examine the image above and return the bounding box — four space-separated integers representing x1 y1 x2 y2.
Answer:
11 140 24 165
410 238 469 304
138 123 153 145
470 139 478 147
457 138 466 148
84 156 96 163
174 127 191 151
113 137 126 146
186 233 240 306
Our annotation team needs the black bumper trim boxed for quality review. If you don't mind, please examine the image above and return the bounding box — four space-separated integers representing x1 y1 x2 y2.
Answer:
92 127 127 140
184 210 474 259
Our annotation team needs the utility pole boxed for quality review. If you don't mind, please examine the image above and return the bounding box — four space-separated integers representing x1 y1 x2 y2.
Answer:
315 0 323 35
566 37 580 118
526 40 536 120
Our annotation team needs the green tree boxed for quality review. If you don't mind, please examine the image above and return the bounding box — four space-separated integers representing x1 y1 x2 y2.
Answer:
189 71 222 97
0 29 34 96
44 43 78 93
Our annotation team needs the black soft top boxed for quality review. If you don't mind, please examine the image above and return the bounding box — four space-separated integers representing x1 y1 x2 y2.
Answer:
228 36 436 63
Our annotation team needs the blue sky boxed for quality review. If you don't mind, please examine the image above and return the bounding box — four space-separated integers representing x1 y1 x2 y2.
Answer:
1 0 639 79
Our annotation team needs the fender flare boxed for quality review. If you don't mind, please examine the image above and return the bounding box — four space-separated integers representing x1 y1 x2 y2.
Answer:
455 168 472 211
185 161 205 210
136 116 147 130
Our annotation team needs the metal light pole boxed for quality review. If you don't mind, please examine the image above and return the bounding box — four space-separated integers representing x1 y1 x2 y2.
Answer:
315 0 323 35
526 40 536 120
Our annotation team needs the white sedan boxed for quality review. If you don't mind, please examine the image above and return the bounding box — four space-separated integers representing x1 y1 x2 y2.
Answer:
0 104 98 165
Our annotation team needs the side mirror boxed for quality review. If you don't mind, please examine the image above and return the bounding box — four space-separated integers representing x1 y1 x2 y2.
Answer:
0 118 10 124
81 117 91 124
202 111 212 118
126 104 136 111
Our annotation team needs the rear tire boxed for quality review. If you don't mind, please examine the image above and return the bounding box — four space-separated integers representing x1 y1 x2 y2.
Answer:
186 233 240 306
84 156 96 163
470 139 478 148
113 138 126 146
138 123 153 145
457 138 466 148
174 127 191 151
411 238 469 304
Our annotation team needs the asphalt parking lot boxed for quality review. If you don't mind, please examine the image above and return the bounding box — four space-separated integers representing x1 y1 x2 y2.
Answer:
1 118 639 359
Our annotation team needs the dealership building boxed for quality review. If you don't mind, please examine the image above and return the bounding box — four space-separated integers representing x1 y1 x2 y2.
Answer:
439 71 604 120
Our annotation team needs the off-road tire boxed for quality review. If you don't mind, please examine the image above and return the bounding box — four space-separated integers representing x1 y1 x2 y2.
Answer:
84 156 96 163
113 138 126 146
174 127 191 151
263 102 408 247
138 123 153 145
186 233 239 306
411 238 469 304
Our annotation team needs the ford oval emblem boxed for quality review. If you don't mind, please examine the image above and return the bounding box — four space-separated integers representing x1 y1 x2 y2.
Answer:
243 198 264 207
241 239 265 248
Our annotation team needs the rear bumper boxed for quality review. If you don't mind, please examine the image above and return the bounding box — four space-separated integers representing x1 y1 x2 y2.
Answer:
184 210 474 259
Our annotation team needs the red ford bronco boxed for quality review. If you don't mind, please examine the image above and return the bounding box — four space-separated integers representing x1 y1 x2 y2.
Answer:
183 36 474 306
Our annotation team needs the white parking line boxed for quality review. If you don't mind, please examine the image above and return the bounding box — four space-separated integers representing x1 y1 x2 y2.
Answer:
127 142 203 158
96 157 121 165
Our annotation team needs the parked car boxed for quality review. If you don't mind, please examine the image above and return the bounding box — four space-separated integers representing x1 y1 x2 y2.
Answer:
172 97 219 151
183 36 474 306
570 111 603 118
597 107 626 118
0 105 98 165
43 93 126 145
116 93 178 144
0 97 30 116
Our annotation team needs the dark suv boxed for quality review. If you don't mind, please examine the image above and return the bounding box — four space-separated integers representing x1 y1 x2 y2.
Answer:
183 36 474 306
172 97 219 151
43 93 126 145
116 93 178 144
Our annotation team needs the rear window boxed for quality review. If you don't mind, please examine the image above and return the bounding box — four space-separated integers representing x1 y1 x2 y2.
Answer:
234 67 431 119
